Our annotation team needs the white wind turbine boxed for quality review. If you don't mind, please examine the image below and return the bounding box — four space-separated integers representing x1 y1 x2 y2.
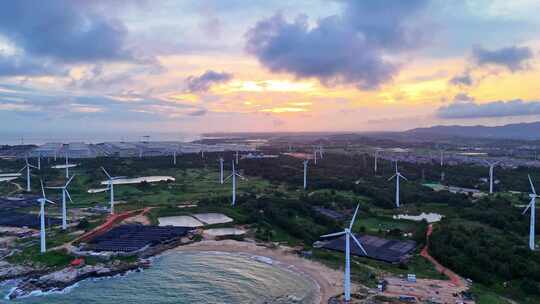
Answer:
64 152 72 179
46 175 75 230
319 144 324 159
235 151 239 165
313 147 318 165
37 153 41 170
173 150 177 165
224 161 245 206
523 175 539 251
101 167 123 214
440 150 444 167
19 157 38 192
37 180 56 253
484 160 500 194
303 160 309 189
321 204 367 302
388 162 407 208
218 157 224 184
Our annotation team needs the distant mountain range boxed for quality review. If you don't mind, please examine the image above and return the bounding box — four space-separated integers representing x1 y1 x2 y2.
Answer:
404 121 540 140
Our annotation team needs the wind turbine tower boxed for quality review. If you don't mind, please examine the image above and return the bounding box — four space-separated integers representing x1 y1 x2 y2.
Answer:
321 204 367 302
101 167 122 214
46 175 75 230
37 180 56 253
235 151 239 165
485 160 500 194
313 148 318 165
374 150 380 173
225 161 245 206
388 162 408 208
20 157 37 192
219 157 224 184
523 175 539 250
303 160 309 189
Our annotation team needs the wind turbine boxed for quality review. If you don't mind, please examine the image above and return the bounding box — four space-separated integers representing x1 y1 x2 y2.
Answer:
374 150 379 173
46 175 75 230
321 204 367 302
303 160 309 189
37 180 56 253
218 157 224 184
388 162 407 208
64 152 70 178
173 150 177 165
37 153 41 170
235 151 239 165
319 144 324 159
101 167 123 214
523 175 539 250
224 161 245 206
313 147 318 165
440 150 444 167
485 160 500 194
19 157 37 192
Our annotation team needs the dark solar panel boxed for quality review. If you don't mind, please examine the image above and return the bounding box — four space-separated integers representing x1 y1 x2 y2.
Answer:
88 224 193 252
322 234 417 263
0 212 61 229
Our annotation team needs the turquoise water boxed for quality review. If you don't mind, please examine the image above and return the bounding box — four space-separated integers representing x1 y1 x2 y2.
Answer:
0 251 318 304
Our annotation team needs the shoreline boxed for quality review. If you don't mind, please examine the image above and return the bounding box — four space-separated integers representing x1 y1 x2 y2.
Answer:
174 240 343 304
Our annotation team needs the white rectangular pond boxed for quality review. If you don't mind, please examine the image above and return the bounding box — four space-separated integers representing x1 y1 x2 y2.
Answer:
158 216 204 228
192 213 233 225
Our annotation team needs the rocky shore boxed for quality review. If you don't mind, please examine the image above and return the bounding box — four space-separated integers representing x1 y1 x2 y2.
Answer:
6 260 144 299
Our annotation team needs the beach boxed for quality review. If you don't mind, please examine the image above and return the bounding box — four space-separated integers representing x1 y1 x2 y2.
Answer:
176 240 344 304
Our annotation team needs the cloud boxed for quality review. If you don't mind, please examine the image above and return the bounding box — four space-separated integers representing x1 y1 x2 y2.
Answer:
472 45 533 72
245 0 430 90
452 92 475 102
437 99 540 119
449 71 473 86
0 53 66 77
0 1 135 63
185 70 233 92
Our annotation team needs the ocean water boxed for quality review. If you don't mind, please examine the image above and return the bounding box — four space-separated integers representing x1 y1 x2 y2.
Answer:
0 251 318 304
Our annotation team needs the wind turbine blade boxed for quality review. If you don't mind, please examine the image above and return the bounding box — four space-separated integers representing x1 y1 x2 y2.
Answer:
387 174 397 181
65 189 73 204
65 174 75 187
321 231 346 238
350 233 368 256
523 199 534 215
40 180 46 198
349 204 360 230
101 167 112 179
18 166 27 173
45 199 56 205
236 173 246 180
399 173 408 181
529 174 536 195
224 174 233 182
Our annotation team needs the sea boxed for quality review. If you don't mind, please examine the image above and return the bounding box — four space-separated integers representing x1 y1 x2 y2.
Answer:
0 251 318 304
0 132 203 146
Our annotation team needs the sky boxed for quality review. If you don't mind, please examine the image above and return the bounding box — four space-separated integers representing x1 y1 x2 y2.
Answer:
1 0 540 137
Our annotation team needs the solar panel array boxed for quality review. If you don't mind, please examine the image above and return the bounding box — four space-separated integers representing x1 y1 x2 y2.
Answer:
322 234 417 263
0 196 40 210
88 224 192 252
0 211 61 229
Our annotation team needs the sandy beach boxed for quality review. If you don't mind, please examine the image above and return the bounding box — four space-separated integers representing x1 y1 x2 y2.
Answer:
175 240 343 304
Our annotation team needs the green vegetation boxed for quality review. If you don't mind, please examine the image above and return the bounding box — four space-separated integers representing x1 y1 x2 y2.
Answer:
1 146 539 303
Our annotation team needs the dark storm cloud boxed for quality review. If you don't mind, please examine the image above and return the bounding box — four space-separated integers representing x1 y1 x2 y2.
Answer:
0 1 134 63
245 0 430 90
437 99 540 119
472 46 533 72
449 72 473 86
185 70 233 92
